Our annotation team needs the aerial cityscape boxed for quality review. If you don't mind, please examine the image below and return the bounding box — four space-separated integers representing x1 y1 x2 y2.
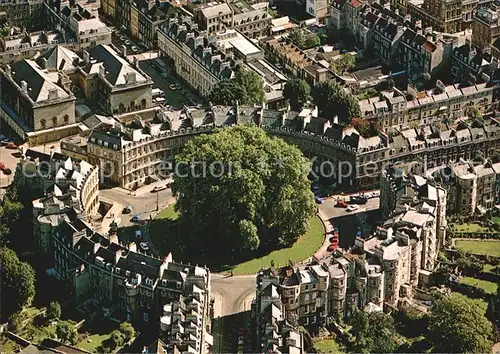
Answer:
0 0 499 352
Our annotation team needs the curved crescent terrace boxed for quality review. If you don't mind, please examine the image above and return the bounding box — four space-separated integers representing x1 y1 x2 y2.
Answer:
61 103 500 191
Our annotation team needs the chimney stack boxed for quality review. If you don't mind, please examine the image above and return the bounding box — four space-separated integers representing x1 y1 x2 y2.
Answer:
21 80 28 94
83 50 90 63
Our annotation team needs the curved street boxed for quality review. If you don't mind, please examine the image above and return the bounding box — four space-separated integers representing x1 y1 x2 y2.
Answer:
101 185 380 318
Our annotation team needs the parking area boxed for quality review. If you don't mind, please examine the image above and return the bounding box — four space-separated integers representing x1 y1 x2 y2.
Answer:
139 58 203 108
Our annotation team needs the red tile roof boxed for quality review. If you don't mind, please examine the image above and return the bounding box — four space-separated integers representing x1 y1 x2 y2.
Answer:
423 41 437 53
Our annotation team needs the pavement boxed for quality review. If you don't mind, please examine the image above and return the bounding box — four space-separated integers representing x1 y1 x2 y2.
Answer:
0 145 20 188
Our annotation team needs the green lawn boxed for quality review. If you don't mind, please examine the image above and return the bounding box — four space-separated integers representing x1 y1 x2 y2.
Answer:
232 216 324 275
452 223 489 233
77 333 111 352
313 339 343 354
155 204 179 220
455 240 500 256
493 216 500 225
451 292 488 314
460 276 498 294
23 306 44 319
484 263 499 274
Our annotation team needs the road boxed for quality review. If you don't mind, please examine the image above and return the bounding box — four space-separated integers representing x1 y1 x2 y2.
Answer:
211 274 256 317
100 183 174 228
138 59 202 108
0 145 20 188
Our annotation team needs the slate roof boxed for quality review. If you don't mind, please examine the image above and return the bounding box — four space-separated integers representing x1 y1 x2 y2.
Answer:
38 45 81 71
10 60 71 103
85 44 149 86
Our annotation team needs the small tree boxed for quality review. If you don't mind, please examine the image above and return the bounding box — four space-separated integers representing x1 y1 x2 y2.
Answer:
119 322 135 342
55 321 78 345
283 79 311 110
46 301 61 321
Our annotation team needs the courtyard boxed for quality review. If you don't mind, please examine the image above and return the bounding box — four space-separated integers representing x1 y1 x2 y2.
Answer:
150 205 325 274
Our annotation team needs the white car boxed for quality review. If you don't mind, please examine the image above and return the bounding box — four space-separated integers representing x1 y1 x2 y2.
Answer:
131 45 139 53
124 39 131 45
364 193 373 199
346 204 359 212
140 242 149 251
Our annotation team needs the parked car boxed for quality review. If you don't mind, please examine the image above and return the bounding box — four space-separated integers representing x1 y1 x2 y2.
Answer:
135 230 142 239
123 205 132 214
350 195 368 204
169 83 177 90
335 200 348 208
131 45 139 52
6 142 19 149
315 196 324 204
151 185 167 193
327 244 338 252
346 204 359 212
364 193 373 199
139 242 149 251
131 215 141 223
0 162 11 175
124 39 131 45
161 72 168 79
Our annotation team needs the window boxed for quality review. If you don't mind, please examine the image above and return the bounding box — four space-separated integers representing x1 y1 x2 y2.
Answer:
41 119 46 128
143 312 149 322
52 117 57 126
64 114 69 123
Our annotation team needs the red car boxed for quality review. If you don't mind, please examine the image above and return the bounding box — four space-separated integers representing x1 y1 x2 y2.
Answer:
5 142 19 149
327 244 338 252
335 200 348 208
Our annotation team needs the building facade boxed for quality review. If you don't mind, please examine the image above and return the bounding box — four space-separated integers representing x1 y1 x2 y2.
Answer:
254 173 446 325
0 59 79 144
472 5 500 49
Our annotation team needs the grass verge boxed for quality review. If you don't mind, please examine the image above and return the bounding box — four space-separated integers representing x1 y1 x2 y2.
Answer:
231 216 324 275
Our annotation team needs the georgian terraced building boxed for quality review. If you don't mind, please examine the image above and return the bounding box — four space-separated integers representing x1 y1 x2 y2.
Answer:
254 172 446 327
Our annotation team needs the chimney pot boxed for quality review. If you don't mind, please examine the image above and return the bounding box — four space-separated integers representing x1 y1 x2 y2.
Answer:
21 80 28 94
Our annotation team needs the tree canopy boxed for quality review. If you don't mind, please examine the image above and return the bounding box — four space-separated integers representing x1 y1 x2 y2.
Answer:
46 301 62 321
208 68 265 106
429 295 493 353
0 187 23 245
312 80 361 124
350 309 399 353
283 79 311 110
0 247 36 321
330 54 355 75
287 29 321 50
55 321 78 345
171 125 316 263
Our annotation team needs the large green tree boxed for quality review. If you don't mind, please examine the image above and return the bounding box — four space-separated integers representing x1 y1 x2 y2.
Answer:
0 247 35 321
45 301 61 321
287 29 321 50
55 321 78 345
331 54 355 75
171 125 315 261
283 79 311 110
209 68 265 106
0 187 23 245
350 309 399 353
312 80 361 124
429 295 493 353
